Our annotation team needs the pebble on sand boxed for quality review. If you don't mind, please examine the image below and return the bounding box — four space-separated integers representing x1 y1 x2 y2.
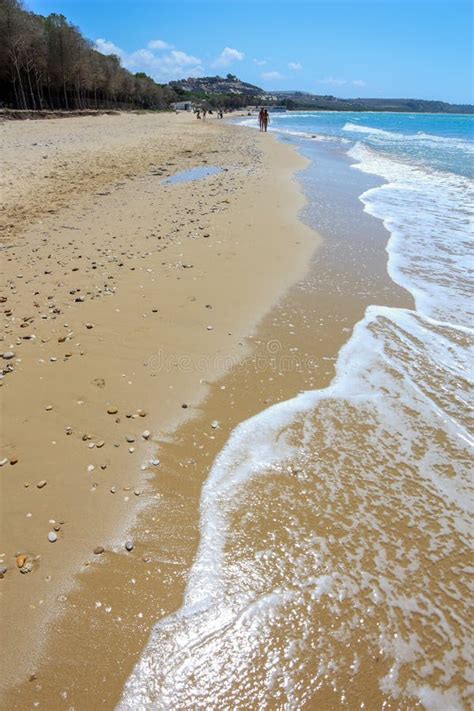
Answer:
125 540 134 552
1 351 16 360
48 531 58 543
107 406 118 415
36 480 47 489
141 430 151 440
93 546 105 555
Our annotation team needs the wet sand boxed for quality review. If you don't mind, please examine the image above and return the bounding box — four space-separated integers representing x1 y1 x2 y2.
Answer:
0 112 415 708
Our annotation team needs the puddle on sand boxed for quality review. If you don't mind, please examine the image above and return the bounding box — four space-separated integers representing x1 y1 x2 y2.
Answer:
163 166 223 185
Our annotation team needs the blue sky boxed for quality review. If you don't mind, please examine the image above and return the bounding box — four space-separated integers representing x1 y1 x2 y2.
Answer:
27 0 473 103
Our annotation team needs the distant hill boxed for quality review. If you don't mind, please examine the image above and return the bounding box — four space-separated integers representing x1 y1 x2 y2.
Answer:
272 91 474 114
169 76 473 113
170 74 267 98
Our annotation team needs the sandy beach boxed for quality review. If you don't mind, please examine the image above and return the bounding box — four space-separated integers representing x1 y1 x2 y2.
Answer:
1 111 321 704
2 108 468 710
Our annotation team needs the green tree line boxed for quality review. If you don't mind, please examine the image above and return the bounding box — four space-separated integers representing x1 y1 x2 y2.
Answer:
0 0 177 110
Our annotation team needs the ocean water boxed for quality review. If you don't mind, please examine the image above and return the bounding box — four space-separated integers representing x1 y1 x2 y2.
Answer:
120 113 473 709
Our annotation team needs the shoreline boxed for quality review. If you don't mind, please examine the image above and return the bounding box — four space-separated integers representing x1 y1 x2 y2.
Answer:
0 112 319 701
1 112 413 709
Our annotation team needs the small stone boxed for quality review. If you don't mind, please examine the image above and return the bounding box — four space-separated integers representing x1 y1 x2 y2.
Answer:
2 351 15 360
211 420 220 429
16 555 27 568
45 405 53 411
141 430 151 440
53 524 61 531
93 546 105 555
181 403 188 409
126 435 135 443
36 480 47 489
0 458 8 467
134 489 141 496
47 531 57 543
107 406 118 415
85 323 94 329
110 486 116 494
20 560 33 574
125 540 134 552
96 440 105 448
207 325 213 331
150 458 160 466
137 410 147 417
0 566 8 578
9 457 18 465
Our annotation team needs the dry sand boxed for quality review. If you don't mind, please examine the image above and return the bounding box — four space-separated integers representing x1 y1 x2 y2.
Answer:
0 111 319 701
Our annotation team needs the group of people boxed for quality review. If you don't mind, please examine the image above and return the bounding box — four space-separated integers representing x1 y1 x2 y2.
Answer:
259 107 270 132
195 108 224 120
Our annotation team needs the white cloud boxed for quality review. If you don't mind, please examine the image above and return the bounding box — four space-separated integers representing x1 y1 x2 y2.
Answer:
317 77 347 87
94 38 203 82
352 79 366 87
94 39 125 59
288 62 302 70
253 59 267 66
212 47 245 68
148 39 172 50
261 71 283 81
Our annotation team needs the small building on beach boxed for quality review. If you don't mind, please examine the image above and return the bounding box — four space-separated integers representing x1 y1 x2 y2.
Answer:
172 101 193 111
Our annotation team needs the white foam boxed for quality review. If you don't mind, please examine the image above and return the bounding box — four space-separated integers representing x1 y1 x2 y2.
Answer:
343 122 474 153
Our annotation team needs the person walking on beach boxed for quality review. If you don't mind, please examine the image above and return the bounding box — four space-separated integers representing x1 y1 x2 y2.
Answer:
258 106 265 131
263 108 270 132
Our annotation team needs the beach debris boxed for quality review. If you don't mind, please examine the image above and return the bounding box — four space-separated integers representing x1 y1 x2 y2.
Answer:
1 351 15 360
141 430 151 440
36 479 47 489
93 546 105 555
47 531 58 543
125 540 134 552
0 567 7 578
211 420 220 429
107 406 118 415
181 403 188 409
16 554 33 573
